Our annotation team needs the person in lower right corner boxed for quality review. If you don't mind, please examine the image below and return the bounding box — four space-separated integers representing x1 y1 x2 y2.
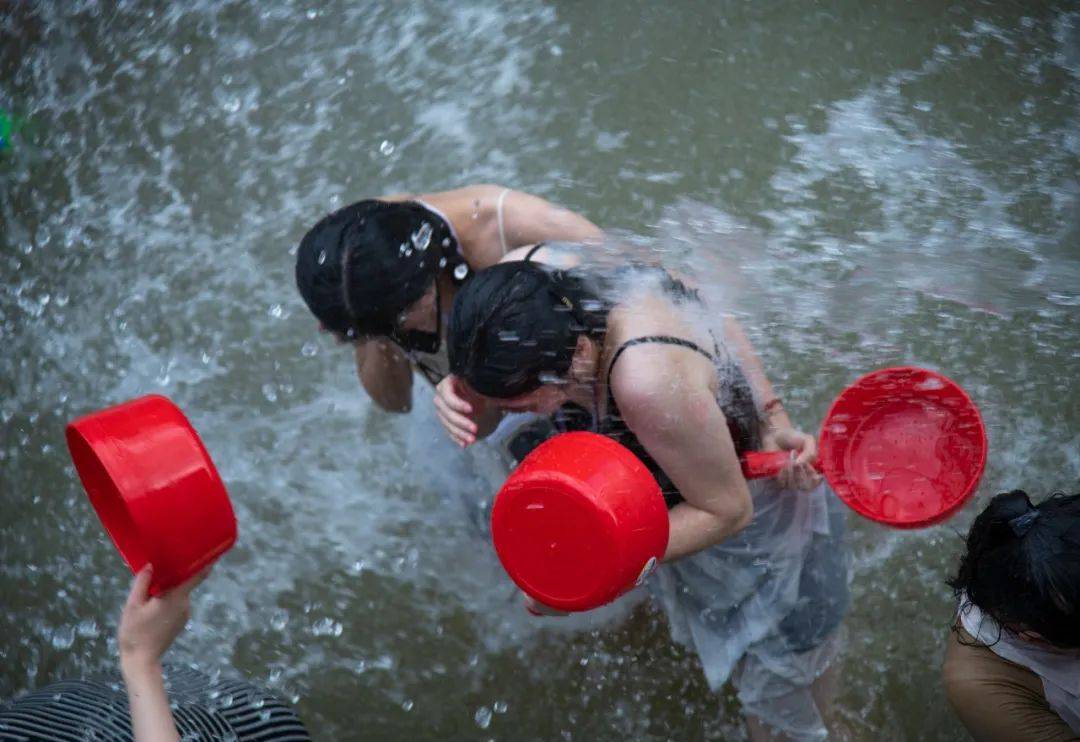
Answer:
943 489 1080 742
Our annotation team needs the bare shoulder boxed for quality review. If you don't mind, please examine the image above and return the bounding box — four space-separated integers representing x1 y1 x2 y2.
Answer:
607 307 716 431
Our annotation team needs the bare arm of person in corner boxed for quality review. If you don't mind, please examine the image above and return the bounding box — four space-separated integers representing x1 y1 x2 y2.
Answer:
119 566 212 742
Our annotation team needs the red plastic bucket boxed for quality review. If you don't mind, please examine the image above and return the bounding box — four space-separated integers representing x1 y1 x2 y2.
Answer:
65 395 237 594
742 366 987 528
491 431 669 613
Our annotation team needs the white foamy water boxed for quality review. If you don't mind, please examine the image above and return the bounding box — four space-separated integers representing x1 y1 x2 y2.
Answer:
1 2 1077 739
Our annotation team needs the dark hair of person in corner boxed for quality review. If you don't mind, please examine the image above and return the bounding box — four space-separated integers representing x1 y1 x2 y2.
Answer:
948 489 1080 648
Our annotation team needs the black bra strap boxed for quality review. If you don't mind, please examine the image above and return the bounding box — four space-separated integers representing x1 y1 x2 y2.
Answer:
606 335 716 388
522 242 547 262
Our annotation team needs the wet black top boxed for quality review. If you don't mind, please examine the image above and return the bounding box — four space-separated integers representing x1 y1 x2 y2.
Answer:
524 251 762 507
602 334 760 508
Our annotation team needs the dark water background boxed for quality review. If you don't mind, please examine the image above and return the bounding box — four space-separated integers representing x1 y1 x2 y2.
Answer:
2 2 1077 739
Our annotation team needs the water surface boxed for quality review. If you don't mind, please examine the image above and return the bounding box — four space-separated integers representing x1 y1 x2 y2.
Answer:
2 2 1077 739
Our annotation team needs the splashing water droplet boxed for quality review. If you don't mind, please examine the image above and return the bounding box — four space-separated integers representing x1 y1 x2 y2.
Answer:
301 342 318 358
379 140 395 156
474 706 493 729
402 699 414 712
311 617 343 637
317 250 327 265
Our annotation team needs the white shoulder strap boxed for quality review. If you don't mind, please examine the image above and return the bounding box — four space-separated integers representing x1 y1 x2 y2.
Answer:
496 188 511 254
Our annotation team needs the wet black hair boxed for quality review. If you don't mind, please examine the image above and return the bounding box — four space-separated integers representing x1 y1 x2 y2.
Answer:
948 489 1080 648
448 261 607 398
294 199 460 341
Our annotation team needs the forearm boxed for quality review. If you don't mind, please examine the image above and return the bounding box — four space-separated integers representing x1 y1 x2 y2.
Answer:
663 497 752 561
355 341 414 412
498 187 603 247
722 316 792 430
121 657 181 742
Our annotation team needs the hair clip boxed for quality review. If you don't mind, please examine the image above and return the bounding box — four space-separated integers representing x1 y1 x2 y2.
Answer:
1009 510 1040 537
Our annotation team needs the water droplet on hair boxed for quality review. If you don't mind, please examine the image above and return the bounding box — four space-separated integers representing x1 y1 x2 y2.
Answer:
411 222 432 251
454 263 469 280
441 238 451 248
538 371 566 385
317 250 327 265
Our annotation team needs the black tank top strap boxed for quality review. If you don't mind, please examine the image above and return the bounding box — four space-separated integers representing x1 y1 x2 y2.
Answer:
522 242 547 262
606 335 716 387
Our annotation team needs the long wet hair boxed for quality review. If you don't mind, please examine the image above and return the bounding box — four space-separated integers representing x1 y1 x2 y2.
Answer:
294 199 459 340
447 261 609 398
948 489 1080 648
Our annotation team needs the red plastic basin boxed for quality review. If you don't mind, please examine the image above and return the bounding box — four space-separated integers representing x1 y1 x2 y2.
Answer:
65 395 237 594
817 366 987 529
491 431 669 613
